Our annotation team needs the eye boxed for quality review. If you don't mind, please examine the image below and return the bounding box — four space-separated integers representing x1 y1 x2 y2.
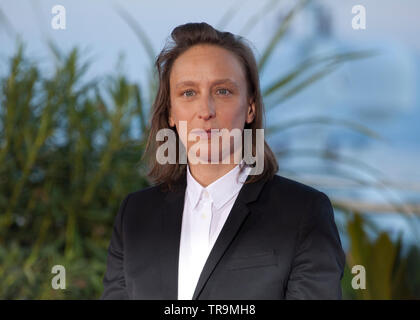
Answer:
216 88 232 96
182 89 195 97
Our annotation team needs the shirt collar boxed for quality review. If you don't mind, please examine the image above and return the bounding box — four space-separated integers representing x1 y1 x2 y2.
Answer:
186 159 252 211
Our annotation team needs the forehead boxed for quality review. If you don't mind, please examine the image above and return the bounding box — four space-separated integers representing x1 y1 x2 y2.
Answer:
169 44 247 85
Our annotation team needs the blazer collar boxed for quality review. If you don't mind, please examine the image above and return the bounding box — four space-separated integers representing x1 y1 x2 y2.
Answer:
160 171 268 300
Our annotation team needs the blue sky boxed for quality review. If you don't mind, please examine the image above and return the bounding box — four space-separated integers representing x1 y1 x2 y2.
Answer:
2 0 420 183
2 0 420 246
2 0 420 81
1 0 420 211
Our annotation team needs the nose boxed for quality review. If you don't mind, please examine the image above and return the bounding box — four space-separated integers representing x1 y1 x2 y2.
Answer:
198 94 216 120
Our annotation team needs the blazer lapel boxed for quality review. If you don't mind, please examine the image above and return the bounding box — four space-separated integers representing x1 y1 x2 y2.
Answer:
192 174 267 300
160 176 187 299
160 172 268 300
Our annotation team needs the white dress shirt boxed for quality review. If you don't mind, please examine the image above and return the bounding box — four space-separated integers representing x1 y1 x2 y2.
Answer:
177 160 252 300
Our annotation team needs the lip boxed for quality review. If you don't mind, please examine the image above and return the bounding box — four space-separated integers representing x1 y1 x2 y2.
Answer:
191 128 216 139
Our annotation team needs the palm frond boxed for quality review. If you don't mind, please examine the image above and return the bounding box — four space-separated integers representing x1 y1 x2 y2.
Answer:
258 0 310 73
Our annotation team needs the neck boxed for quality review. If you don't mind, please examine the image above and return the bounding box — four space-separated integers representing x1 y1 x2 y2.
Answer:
188 161 240 187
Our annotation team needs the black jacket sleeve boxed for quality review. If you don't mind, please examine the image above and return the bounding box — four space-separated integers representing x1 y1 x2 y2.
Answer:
100 194 131 300
285 192 346 299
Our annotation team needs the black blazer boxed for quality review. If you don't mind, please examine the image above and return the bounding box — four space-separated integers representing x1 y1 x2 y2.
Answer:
101 173 346 300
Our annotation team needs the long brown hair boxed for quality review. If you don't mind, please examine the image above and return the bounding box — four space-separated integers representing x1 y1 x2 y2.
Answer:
142 22 278 192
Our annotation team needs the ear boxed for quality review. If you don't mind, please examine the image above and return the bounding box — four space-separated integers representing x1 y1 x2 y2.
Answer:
246 98 256 124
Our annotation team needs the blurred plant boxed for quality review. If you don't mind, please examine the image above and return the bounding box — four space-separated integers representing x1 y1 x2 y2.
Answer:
341 213 420 299
0 43 150 298
0 0 418 299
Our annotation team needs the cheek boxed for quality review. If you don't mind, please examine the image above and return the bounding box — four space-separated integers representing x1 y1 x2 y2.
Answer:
220 105 247 128
170 104 190 122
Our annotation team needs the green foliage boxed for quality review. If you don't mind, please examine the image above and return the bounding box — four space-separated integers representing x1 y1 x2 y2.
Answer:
341 213 420 299
1 0 418 299
0 43 150 299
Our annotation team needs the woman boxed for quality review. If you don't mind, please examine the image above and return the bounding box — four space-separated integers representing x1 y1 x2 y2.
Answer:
101 22 345 300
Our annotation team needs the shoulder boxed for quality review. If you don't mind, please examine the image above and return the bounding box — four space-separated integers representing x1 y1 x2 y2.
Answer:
115 184 169 226
122 183 167 207
259 175 337 244
268 174 329 199
257 174 332 212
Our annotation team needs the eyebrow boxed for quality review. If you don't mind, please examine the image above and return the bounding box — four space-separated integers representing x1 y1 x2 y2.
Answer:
175 78 239 89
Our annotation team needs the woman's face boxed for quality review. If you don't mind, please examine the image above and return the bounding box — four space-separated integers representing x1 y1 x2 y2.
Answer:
169 44 255 164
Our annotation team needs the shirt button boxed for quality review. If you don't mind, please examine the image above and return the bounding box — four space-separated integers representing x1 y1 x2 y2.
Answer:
203 190 209 198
